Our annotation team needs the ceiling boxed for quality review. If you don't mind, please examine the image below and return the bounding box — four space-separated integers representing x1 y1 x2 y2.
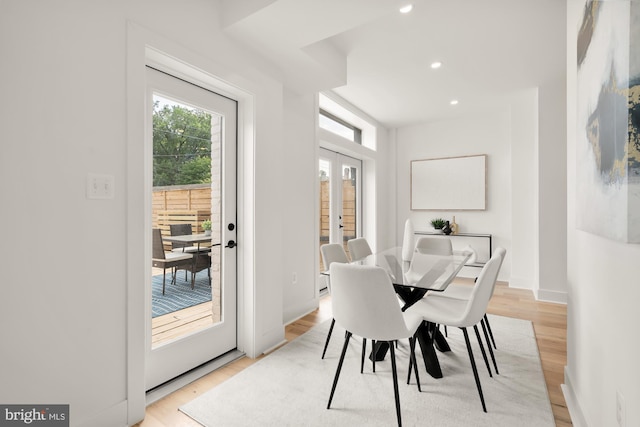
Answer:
221 0 566 128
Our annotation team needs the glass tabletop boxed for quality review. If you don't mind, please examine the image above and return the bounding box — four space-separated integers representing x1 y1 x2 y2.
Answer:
352 247 471 291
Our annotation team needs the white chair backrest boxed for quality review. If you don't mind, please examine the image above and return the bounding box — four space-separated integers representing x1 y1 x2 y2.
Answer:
330 263 413 341
415 236 452 256
401 219 415 261
489 246 506 293
493 247 506 271
347 237 372 261
321 243 349 270
460 250 503 326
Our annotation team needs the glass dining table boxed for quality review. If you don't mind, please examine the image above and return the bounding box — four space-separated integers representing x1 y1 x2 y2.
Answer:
348 247 471 378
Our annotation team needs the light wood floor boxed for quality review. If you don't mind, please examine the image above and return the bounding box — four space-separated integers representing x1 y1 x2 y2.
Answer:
137 278 571 426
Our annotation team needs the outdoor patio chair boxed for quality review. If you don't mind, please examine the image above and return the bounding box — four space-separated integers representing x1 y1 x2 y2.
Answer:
152 228 194 295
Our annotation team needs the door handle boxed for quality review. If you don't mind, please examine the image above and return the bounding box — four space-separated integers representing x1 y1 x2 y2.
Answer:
225 240 236 248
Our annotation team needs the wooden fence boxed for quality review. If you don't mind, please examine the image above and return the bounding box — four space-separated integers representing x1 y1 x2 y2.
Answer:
319 179 357 270
153 184 212 250
156 181 356 258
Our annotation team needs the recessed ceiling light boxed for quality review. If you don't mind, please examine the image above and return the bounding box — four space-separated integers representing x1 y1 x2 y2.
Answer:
450 99 459 105
400 4 413 14
430 61 442 69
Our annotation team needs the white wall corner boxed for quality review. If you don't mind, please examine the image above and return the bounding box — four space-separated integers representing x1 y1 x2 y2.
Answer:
562 367 587 427
508 275 534 290
283 299 320 327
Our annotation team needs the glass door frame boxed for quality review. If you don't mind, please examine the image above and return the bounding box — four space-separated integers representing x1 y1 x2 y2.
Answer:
144 66 238 391
319 148 363 267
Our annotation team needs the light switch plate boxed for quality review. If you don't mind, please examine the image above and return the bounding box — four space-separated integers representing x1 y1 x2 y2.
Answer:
87 173 115 199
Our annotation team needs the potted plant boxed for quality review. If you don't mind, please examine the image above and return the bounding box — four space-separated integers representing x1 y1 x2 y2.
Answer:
430 218 446 233
201 219 212 236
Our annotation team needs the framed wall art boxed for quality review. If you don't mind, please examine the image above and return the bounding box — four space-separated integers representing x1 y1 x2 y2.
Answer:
576 0 640 243
410 154 487 211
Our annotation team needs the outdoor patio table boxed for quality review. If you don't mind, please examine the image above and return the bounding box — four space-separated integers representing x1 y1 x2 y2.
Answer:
162 233 221 287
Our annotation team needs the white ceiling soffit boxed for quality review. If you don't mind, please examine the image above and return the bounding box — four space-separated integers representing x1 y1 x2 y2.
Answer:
220 0 406 93
220 0 565 128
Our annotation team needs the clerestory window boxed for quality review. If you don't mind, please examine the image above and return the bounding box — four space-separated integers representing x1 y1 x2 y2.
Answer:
319 109 362 144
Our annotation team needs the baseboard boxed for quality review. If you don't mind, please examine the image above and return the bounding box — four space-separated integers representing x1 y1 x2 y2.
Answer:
283 299 319 327
76 400 128 427
508 275 567 304
562 366 588 427
536 288 567 304
262 339 288 355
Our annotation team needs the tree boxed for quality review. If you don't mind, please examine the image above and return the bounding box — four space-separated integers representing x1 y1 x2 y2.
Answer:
152 100 212 186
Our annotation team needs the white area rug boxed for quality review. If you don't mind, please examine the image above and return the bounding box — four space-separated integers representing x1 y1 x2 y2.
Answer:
180 315 554 426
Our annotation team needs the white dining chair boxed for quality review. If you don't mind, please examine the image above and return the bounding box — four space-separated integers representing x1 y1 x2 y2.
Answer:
347 237 372 261
401 219 415 261
430 247 507 373
414 236 453 255
405 250 503 413
320 243 349 359
327 262 423 427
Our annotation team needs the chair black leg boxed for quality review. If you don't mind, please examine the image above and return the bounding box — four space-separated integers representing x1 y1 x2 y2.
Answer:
407 336 421 392
321 318 336 359
474 325 493 378
361 338 367 373
406 342 412 384
372 339 376 373
462 328 487 412
162 269 167 295
328 331 352 409
481 318 499 375
389 342 403 427
484 314 497 349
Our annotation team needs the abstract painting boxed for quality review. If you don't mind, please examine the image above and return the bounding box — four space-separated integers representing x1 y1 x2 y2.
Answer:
577 0 640 243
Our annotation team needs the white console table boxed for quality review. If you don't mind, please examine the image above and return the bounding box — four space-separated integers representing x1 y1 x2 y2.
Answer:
414 231 492 268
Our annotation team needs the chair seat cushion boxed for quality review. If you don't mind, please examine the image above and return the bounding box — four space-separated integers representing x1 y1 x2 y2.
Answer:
402 309 424 335
164 252 193 262
172 246 208 253
406 295 470 328
432 284 474 300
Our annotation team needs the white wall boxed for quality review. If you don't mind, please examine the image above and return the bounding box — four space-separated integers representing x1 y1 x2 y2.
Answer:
0 1 321 425
393 53 567 302
394 112 513 281
282 89 318 324
510 89 540 290
565 1 640 426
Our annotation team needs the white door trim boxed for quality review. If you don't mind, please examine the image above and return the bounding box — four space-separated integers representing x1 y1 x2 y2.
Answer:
126 22 256 425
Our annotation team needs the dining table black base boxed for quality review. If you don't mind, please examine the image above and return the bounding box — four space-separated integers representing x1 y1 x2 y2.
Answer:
415 321 447 378
433 326 451 352
353 248 472 380
368 322 449 379
369 286 451 378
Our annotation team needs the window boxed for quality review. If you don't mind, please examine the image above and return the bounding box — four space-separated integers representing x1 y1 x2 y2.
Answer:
319 109 362 144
